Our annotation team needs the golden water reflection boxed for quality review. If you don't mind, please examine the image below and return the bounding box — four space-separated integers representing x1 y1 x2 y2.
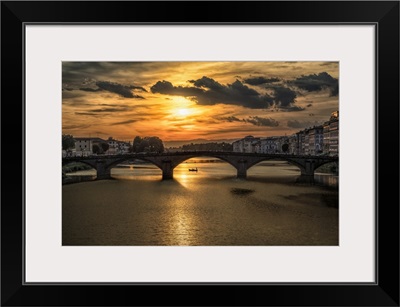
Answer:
165 195 197 245
63 161 339 246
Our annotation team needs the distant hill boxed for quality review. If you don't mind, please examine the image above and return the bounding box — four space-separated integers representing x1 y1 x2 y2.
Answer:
164 138 239 148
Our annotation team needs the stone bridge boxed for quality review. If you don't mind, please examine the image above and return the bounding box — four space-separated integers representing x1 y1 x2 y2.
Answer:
62 151 338 180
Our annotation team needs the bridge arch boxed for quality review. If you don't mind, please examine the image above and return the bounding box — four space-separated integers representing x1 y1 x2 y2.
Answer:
62 161 97 183
246 157 305 174
62 160 98 171
314 160 339 173
105 157 162 171
62 159 97 169
103 157 163 180
171 155 238 170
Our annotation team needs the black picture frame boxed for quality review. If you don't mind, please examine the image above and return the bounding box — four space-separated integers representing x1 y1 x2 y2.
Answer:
1 1 399 306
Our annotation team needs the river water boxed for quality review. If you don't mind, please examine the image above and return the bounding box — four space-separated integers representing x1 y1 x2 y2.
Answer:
62 159 338 246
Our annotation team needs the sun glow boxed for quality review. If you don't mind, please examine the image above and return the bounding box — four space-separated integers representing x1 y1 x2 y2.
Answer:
177 108 190 117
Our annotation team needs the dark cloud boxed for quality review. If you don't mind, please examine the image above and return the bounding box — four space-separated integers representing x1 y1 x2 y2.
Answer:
244 77 280 85
281 105 305 112
96 81 145 98
88 107 131 113
265 86 305 112
195 118 219 124
244 116 279 127
128 85 147 92
287 120 319 129
271 86 297 107
219 115 279 127
331 83 339 96
75 112 102 116
79 87 104 92
151 77 306 111
290 72 338 96
190 76 225 91
74 106 132 116
62 91 83 100
220 116 242 122
151 77 273 109
230 79 261 96
110 119 137 126
151 80 204 97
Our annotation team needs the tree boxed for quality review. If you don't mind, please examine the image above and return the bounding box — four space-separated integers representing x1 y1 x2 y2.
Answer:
62 134 75 150
132 136 143 152
282 143 289 153
92 144 100 154
101 142 109 153
147 136 164 153
131 136 164 153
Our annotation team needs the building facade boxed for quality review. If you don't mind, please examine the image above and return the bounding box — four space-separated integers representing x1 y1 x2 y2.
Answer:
74 137 107 156
321 110 339 156
107 137 131 155
232 136 260 153
232 110 338 156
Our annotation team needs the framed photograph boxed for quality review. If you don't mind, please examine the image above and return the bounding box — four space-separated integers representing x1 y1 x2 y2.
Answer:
2 1 399 306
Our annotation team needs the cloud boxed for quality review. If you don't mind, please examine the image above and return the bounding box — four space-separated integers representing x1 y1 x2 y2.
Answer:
190 76 225 90
96 81 145 98
287 120 320 129
79 87 104 92
74 106 132 116
219 115 279 127
62 91 83 100
319 62 337 67
289 72 338 96
128 85 147 92
151 77 305 111
330 84 339 96
244 77 280 85
110 119 137 126
271 86 297 107
150 80 204 97
219 116 242 122
244 116 279 127
75 112 102 116
63 124 92 130
88 107 131 113
280 105 305 112
264 86 305 112
151 77 273 109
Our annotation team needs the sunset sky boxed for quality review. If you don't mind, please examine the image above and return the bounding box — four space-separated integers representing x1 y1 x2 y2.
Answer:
62 62 338 144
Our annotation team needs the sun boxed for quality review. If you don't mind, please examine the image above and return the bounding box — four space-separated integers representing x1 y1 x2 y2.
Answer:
177 108 190 117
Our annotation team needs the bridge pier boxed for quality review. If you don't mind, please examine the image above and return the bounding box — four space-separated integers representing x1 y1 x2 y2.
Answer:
236 159 248 179
161 160 173 180
297 174 315 184
300 160 316 177
96 161 112 180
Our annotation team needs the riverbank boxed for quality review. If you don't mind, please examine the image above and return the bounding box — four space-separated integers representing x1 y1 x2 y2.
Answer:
62 162 95 184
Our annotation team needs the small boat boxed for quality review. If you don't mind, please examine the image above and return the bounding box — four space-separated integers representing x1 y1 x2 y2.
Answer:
188 167 198 172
